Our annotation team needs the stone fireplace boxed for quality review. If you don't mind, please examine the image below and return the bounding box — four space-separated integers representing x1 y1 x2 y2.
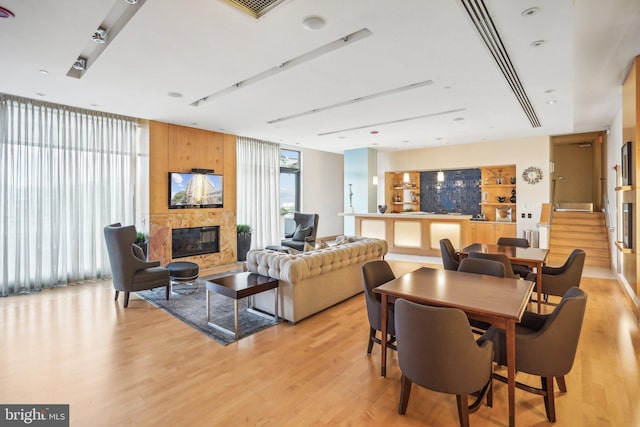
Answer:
172 226 220 259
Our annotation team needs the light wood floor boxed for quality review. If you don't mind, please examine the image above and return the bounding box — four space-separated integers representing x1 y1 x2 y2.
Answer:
1 260 639 426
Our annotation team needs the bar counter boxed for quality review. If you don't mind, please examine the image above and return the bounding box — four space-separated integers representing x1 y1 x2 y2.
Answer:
342 212 473 256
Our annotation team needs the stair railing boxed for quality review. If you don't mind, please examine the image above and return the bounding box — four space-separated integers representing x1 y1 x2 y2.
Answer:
550 176 563 226
601 177 614 232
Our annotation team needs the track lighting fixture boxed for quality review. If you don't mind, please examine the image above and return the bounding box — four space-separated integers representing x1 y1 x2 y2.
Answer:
92 27 107 44
72 57 87 71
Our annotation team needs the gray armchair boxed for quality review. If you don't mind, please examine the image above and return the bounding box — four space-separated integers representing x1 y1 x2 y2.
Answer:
103 223 170 308
281 212 319 251
395 299 494 427
526 249 585 301
362 260 397 354
478 287 587 423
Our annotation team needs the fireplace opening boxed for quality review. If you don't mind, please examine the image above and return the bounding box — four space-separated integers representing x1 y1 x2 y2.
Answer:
172 226 220 259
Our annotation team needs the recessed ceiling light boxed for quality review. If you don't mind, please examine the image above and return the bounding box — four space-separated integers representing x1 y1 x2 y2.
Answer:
521 7 540 17
90 104 99 107
191 123 198 126
338 136 346 139
35 93 46 97
546 100 557 104
302 16 326 30
435 137 443 141
453 117 464 121
443 86 451 90
39 69 49 75
124 0 139 4
544 89 555 94
530 40 546 48
168 92 183 98
370 130 379 134
0 6 15 18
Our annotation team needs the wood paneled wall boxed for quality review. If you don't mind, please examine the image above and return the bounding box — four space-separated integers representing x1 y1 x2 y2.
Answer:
148 121 237 269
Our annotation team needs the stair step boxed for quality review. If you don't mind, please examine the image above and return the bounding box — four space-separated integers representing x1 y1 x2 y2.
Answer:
549 238 609 249
547 254 610 268
552 211 603 218
551 224 608 233
552 217 605 226
549 246 610 258
550 230 607 239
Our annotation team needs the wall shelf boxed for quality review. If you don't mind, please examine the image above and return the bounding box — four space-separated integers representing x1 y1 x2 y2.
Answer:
480 165 516 222
615 241 634 254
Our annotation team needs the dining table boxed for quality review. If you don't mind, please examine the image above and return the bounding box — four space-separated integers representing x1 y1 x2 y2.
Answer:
460 243 550 313
374 267 534 427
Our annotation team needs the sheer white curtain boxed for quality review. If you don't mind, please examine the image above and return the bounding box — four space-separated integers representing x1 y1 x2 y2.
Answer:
236 137 280 250
0 95 137 296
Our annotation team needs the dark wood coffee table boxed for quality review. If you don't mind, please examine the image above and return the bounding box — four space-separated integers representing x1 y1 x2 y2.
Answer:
205 272 279 339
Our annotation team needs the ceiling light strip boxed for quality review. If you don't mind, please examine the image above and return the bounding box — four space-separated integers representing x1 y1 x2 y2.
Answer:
318 108 467 136
191 28 373 107
67 0 147 79
267 80 433 124
459 0 541 128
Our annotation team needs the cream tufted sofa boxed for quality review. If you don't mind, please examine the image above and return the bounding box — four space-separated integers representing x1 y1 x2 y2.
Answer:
246 238 388 323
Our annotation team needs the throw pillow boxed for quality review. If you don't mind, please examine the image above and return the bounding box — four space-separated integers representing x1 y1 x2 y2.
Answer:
132 244 146 261
292 225 312 241
315 240 329 250
303 242 315 252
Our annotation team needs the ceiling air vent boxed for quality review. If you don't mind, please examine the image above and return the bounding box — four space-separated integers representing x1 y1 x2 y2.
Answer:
459 0 541 128
221 0 288 18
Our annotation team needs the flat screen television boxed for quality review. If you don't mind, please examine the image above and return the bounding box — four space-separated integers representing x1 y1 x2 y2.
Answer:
168 172 223 209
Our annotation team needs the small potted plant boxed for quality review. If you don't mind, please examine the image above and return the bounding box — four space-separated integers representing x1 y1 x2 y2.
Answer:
237 224 252 262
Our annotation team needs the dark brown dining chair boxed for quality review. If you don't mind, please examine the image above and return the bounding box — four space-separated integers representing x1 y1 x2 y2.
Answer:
440 238 460 271
395 299 494 427
103 223 170 308
468 252 520 279
362 260 397 355
496 236 532 278
457 258 506 278
457 258 506 333
478 287 587 423
526 249 585 303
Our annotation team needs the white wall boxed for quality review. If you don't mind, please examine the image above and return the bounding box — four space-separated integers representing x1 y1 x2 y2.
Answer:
607 106 623 271
293 145 344 238
376 136 550 236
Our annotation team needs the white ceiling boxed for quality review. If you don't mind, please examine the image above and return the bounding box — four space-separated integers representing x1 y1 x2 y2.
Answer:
1 0 639 153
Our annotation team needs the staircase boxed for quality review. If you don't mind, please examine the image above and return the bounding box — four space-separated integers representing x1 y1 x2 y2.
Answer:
548 211 611 268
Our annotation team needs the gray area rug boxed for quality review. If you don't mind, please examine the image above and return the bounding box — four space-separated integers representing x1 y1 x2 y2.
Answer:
137 270 280 345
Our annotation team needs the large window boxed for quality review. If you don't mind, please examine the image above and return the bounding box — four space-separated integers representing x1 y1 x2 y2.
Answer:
280 149 300 217
0 95 137 295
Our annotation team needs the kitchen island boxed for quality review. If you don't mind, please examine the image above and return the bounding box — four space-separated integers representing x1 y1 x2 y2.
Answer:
343 212 475 256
